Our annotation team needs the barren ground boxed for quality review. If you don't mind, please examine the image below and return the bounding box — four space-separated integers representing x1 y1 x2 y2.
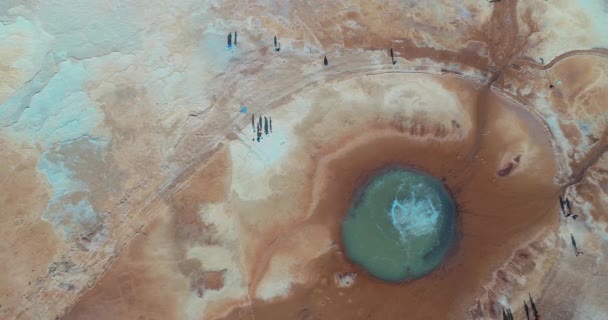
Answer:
1 0 607 319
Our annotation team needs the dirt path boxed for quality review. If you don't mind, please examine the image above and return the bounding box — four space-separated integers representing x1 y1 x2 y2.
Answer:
516 49 608 70
58 3 608 313
61 45 608 319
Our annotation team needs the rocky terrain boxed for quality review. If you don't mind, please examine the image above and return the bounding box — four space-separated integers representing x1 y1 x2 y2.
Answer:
1 0 607 319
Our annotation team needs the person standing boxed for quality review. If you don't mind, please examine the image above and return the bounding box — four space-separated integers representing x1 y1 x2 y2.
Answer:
257 122 262 142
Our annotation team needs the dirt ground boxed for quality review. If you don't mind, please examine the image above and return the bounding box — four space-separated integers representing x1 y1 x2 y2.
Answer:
218 75 560 319
1 0 608 319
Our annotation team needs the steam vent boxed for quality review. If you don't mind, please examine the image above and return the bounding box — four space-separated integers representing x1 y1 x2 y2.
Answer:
1 1 608 320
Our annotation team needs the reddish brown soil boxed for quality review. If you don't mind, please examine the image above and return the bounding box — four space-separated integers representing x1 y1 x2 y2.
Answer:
53 0 608 319
222 89 560 320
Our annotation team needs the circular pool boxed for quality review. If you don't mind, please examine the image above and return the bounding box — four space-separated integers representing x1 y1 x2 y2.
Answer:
341 168 456 282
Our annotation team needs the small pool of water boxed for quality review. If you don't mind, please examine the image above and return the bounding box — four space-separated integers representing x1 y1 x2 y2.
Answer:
341 168 456 282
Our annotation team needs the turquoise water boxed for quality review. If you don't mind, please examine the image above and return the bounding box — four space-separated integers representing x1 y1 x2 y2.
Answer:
341 168 456 282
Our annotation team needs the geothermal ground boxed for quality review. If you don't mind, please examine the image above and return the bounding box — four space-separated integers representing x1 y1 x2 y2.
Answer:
1 0 608 319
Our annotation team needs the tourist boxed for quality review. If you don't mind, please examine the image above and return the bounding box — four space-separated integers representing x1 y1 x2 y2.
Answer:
257 123 262 142
571 234 584 257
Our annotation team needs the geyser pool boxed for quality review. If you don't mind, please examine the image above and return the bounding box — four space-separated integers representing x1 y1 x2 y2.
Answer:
341 168 456 282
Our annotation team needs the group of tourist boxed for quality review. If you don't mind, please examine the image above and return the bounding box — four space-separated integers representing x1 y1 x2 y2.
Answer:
227 31 237 49
251 114 272 142
559 196 578 220
524 293 541 320
560 196 584 256
502 293 541 320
